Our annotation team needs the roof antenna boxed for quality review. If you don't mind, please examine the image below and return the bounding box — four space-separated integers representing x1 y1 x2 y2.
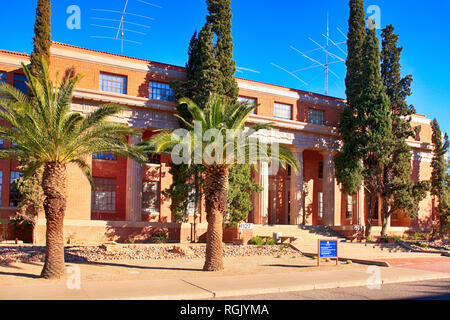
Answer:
117 0 129 54
91 0 161 54
271 13 347 95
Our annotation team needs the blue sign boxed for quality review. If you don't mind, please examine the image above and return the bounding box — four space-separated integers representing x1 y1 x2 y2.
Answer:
319 240 337 258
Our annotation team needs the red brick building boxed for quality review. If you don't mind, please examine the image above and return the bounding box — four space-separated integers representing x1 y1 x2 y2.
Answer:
0 42 436 244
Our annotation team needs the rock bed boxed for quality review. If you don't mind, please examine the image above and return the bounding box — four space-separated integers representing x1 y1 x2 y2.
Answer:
399 239 450 252
0 244 299 265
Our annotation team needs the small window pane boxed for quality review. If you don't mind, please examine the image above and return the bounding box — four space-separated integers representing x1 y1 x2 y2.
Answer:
346 195 353 219
187 187 196 215
147 154 161 165
93 153 117 161
92 178 116 212
142 181 160 213
0 72 6 84
308 109 325 125
318 161 323 179
274 103 292 120
9 171 22 207
318 192 323 219
14 74 27 94
238 96 257 114
99 73 127 94
149 81 174 102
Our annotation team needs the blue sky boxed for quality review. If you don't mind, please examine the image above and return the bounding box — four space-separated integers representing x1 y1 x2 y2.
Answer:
1 0 449 133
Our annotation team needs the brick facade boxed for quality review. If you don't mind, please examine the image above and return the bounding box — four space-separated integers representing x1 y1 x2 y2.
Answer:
0 42 436 244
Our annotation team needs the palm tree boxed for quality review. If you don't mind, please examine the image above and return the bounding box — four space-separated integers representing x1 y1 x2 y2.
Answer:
0 60 145 279
143 95 300 271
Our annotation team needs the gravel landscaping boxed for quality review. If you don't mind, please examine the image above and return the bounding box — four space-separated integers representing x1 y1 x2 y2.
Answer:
398 239 450 252
0 244 299 266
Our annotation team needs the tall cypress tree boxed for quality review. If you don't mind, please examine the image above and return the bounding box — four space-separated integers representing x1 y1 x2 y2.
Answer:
337 14 394 236
170 0 259 229
205 0 258 226
206 0 239 100
30 0 51 76
359 25 393 235
431 119 449 236
16 0 51 243
335 0 366 196
168 24 221 230
345 0 366 108
380 24 429 236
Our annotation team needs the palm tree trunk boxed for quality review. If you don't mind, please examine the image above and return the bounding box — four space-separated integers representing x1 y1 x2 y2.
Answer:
41 163 67 279
203 166 229 271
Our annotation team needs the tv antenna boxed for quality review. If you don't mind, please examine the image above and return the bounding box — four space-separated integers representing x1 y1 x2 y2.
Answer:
236 66 261 75
90 0 162 54
271 13 347 95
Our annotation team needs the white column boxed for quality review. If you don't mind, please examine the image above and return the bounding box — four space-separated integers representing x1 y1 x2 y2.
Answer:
322 151 335 227
357 184 366 226
257 161 269 225
290 149 304 225
125 135 143 222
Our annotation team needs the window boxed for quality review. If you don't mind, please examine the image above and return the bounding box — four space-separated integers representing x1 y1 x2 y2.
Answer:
9 171 22 207
142 181 160 213
149 81 174 102
308 109 325 126
0 170 2 207
93 153 117 161
346 195 353 219
92 177 116 212
274 103 292 120
0 139 3 149
99 73 127 94
238 96 257 114
14 74 27 94
147 153 161 165
318 161 324 179
318 192 323 219
0 72 6 84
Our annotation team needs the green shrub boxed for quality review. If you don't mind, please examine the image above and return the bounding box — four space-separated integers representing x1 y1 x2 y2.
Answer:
413 232 430 241
151 232 168 244
264 237 276 245
347 260 353 264
366 237 373 243
249 236 264 246
420 242 428 248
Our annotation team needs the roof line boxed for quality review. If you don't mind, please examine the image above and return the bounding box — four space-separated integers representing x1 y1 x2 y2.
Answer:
0 41 345 103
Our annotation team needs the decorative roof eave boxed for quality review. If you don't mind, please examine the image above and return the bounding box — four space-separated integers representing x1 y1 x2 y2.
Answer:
72 88 177 114
237 80 347 108
247 114 340 138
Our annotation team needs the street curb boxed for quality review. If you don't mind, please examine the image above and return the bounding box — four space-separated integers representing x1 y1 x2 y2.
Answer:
132 273 450 300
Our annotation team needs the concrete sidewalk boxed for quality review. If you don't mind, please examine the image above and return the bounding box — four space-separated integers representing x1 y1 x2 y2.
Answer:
1 265 449 300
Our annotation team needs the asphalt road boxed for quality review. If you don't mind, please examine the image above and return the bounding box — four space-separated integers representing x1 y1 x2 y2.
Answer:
213 279 450 300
